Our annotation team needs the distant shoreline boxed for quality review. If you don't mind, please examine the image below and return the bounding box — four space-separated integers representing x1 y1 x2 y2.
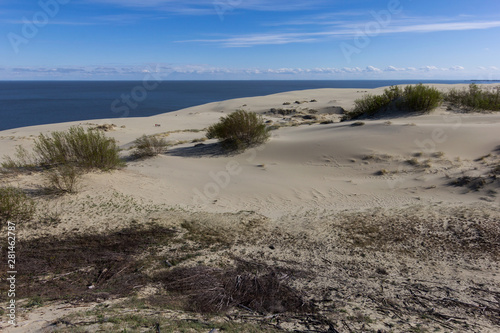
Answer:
0 80 479 131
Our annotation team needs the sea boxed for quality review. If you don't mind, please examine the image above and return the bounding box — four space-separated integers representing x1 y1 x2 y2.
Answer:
0 80 480 131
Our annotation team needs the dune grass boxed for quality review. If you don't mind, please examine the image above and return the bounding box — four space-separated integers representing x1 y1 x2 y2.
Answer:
344 84 442 120
445 83 500 111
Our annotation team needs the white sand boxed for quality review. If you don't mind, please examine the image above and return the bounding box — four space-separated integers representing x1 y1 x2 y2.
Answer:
3 84 498 219
1 84 500 332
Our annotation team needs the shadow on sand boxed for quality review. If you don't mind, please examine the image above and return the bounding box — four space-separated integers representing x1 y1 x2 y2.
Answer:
167 143 235 158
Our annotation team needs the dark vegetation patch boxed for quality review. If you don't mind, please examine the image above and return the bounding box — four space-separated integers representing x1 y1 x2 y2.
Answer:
450 176 490 191
0 219 312 320
267 108 296 116
152 260 313 314
0 226 177 303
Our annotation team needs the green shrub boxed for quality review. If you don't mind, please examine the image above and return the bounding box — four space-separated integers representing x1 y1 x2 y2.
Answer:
44 164 82 193
343 84 441 120
133 135 168 158
400 84 442 112
348 94 392 119
0 187 36 223
206 110 270 150
33 126 123 170
384 85 403 100
445 84 500 111
344 86 402 120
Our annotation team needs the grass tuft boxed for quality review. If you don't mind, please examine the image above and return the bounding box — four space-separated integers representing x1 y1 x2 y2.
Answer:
44 164 82 194
0 187 37 224
133 134 168 158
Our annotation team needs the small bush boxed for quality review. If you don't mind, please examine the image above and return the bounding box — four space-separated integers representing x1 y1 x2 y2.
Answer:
0 187 36 224
400 84 442 112
34 126 123 170
44 164 82 194
445 84 500 111
206 110 270 151
133 135 168 158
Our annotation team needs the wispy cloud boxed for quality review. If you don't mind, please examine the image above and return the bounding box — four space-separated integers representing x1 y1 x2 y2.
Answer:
185 33 319 47
182 19 500 47
85 0 328 15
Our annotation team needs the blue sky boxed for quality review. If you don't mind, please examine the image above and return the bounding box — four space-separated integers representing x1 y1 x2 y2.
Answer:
1 0 499 80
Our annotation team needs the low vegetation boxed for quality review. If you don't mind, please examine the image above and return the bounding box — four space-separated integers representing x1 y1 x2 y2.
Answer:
133 134 168 158
402 83 442 112
44 164 82 194
206 110 270 151
344 84 442 120
0 187 37 224
33 126 123 170
1 126 124 194
1 145 38 171
445 83 500 111
154 261 311 314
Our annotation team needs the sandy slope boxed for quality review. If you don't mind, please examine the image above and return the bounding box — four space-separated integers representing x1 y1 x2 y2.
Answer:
2 84 498 220
1 84 499 332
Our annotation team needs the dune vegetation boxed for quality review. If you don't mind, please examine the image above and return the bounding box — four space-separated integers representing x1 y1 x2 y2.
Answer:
344 84 443 119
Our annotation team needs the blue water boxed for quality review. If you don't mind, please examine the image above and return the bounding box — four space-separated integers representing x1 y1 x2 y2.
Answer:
0 80 471 131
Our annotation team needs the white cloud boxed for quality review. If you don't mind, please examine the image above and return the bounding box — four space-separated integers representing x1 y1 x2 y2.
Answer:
365 66 382 73
2 64 475 79
385 66 403 72
420 66 439 72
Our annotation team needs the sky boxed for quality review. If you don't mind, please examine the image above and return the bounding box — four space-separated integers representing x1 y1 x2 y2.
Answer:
1 0 499 80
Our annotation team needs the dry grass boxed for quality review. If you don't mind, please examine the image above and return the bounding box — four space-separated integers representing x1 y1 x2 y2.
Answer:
153 260 312 314
333 206 500 259
0 225 177 303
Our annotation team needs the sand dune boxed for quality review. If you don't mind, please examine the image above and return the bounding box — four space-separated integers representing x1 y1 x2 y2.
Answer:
1 85 499 332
